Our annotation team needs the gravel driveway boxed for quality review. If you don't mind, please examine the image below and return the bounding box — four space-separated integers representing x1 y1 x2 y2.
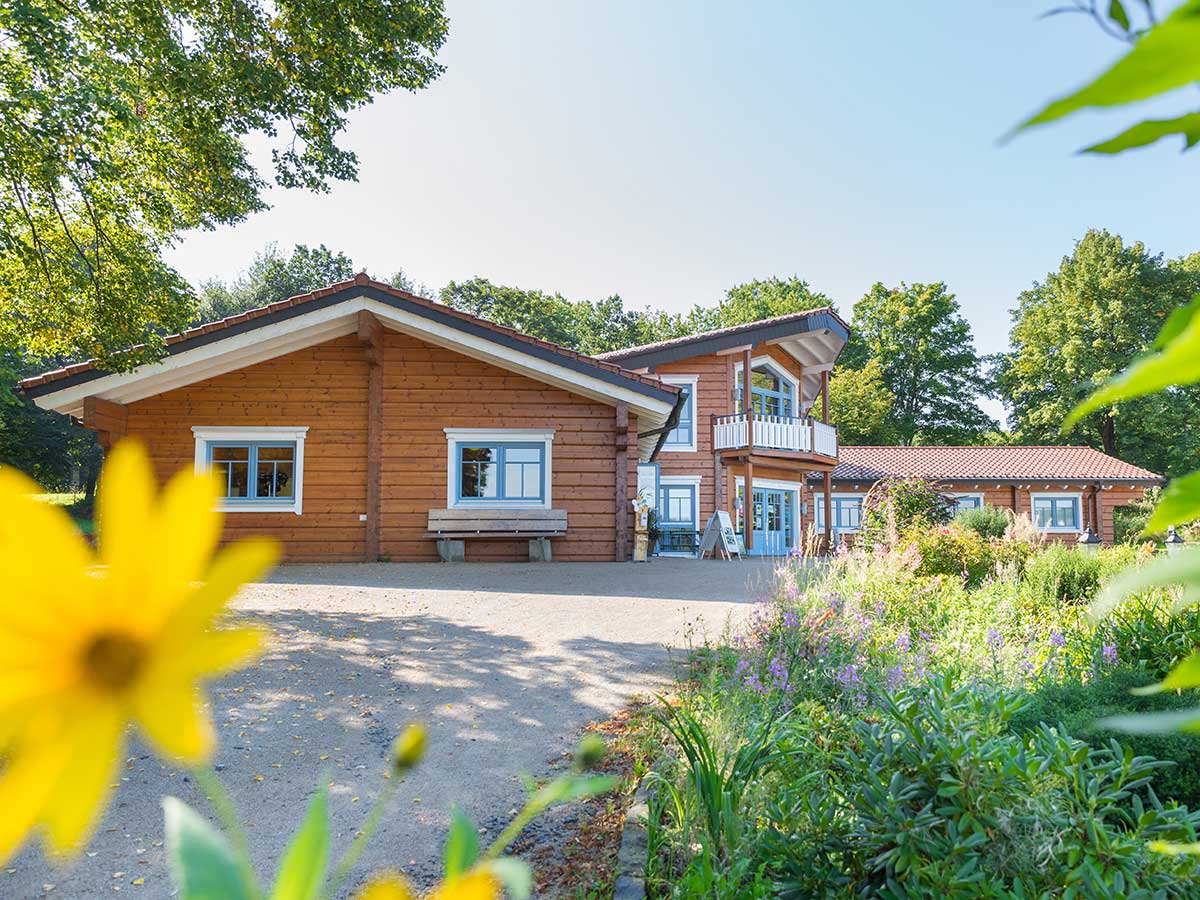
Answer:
8 559 774 898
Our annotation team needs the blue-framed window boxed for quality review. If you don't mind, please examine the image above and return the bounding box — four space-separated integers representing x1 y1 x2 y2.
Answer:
657 483 698 553
207 441 297 504
663 386 694 448
1032 495 1080 531
457 443 545 502
814 495 862 531
953 495 983 514
736 363 794 417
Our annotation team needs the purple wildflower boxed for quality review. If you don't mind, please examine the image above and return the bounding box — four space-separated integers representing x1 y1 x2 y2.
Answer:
782 609 800 628
836 663 863 689
885 665 906 691
1102 642 1119 666
894 631 912 653
734 658 753 677
768 655 792 692
1049 630 1066 649
743 673 768 695
987 628 1004 651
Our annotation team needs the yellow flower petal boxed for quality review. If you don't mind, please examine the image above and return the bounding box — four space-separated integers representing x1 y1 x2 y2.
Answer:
96 441 156 612
157 625 269 681
0 721 75 863
142 467 224 623
132 679 215 764
432 871 501 900
354 873 416 900
158 538 280 643
41 703 124 855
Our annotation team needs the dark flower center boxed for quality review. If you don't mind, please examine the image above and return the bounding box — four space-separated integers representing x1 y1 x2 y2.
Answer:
82 633 146 691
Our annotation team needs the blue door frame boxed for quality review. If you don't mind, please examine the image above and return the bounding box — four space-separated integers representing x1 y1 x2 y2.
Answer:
739 485 796 556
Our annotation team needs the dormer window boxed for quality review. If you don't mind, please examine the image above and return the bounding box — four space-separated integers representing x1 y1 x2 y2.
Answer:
735 361 796 417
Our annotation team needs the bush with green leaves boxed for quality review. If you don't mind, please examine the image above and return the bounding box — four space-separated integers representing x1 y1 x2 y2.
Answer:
1022 542 1106 605
955 502 1011 540
896 521 996 586
859 477 956 548
759 677 1200 898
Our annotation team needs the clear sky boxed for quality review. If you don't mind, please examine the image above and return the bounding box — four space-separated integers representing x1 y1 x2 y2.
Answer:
165 0 1197 420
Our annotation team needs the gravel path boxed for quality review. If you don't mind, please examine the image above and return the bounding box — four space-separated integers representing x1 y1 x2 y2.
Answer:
8 559 773 899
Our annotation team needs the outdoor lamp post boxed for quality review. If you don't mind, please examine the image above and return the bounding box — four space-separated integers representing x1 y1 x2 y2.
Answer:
1077 527 1102 554
1166 526 1186 557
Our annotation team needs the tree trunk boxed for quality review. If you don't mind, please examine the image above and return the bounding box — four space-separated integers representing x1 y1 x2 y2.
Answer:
1099 413 1116 456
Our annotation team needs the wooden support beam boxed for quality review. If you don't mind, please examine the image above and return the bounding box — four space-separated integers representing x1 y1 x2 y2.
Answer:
744 459 754 551
1012 484 1021 517
615 402 630 562
712 417 723 530
821 370 830 424
822 470 833 554
82 397 128 451
359 312 384 562
742 348 754 448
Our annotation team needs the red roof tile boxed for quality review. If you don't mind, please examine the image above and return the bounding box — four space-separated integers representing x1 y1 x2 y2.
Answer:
830 445 1162 483
18 274 678 397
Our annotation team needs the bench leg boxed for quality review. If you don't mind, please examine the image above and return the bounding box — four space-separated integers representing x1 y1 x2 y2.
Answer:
437 539 465 563
528 537 552 562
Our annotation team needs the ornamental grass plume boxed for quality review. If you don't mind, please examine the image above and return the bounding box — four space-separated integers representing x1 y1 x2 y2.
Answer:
0 440 278 862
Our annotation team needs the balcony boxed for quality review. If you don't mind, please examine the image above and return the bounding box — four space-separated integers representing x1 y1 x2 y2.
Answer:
712 413 838 460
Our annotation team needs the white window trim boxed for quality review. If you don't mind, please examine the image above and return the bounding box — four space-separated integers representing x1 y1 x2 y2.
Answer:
657 475 702 556
734 356 802 415
1030 491 1084 533
192 426 308 515
811 491 866 534
444 428 555 509
658 375 699 453
735 476 806 551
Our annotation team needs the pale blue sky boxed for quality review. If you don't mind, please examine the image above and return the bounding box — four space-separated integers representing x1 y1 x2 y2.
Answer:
166 0 1196 401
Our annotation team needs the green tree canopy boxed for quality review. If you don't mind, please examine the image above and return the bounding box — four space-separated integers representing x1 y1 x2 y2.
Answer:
841 281 995 445
0 0 447 368
194 244 358 323
684 276 833 333
827 358 900 445
996 229 1200 477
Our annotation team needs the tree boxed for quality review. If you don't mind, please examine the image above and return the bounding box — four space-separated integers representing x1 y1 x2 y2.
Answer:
996 229 1200 477
842 282 995 445
827 359 900 445
684 276 832 333
0 0 448 368
194 244 357 323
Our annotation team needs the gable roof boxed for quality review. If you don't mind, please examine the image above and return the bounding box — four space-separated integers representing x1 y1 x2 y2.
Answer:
823 445 1163 485
596 307 850 367
20 274 683 460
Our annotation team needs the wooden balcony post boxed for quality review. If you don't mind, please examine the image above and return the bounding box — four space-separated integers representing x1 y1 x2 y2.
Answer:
821 370 830 424
822 470 833 554
744 459 754 551
742 348 754 450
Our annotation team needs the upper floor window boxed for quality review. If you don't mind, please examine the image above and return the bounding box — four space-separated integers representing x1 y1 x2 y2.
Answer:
660 375 698 452
1032 494 1081 532
444 428 554 508
193 426 308 514
735 361 795 417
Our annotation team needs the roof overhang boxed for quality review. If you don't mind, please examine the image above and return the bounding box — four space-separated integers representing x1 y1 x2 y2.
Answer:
25 286 679 462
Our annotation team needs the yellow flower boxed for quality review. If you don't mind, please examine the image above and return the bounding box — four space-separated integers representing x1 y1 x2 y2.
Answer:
0 440 278 861
391 722 428 774
356 870 500 900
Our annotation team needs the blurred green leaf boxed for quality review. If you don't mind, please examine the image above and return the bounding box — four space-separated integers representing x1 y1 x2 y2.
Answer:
1149 838 1200 854
164 797 252 900
1131 651 1200 695
1100 706 1200 733
1065 304 1200 427
1085 112 1200 153
1109 0 1131 31
1090 549 1200 620
269 784 328 900
486 858 533 900
1018 0 1200 129
1155 292 1200 350
1145 471 1200 532
443 808 479 879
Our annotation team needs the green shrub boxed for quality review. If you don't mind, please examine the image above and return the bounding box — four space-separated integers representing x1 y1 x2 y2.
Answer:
760 676 1200 898
896 522 995 586
955 503 1010 539
1010 666 1200 808
1022 542 1104 605
860 477 956 547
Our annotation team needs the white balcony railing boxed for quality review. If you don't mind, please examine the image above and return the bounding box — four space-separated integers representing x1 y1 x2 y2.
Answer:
712 413 838 460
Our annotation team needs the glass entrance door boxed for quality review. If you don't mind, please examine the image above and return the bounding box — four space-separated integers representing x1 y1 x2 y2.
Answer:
748 487 795 556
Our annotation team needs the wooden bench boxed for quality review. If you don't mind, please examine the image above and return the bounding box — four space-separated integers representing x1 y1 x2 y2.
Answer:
425 508 568 562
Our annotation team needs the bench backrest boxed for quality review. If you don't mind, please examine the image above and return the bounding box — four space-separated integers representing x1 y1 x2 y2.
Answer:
427 507 568 534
